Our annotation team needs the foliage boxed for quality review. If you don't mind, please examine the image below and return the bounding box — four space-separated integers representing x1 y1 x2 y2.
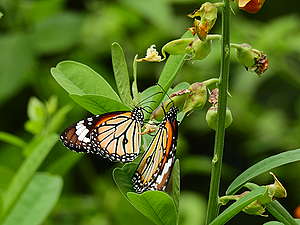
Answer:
0 0 300 225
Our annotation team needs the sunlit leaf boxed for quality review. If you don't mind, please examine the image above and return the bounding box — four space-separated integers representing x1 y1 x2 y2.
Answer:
51 60 120 101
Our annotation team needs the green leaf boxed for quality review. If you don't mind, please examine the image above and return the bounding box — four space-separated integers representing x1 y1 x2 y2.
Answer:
111 42 133 106
127 191 177 225
70 94 130 115
169 159 180 213
1 134 58 220
2 173 63 225
266 201 298 225
209 187 267 225
226 149 300 195
0 132 26 148
113 162 138 199
51 60 120 101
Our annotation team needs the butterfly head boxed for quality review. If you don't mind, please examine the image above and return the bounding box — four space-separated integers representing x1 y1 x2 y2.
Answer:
132 107 144 125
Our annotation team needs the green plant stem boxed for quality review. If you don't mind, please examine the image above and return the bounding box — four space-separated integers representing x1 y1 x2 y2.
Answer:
205 0 231 224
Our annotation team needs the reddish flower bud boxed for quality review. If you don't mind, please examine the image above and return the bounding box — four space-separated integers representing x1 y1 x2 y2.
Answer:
237 0 266 14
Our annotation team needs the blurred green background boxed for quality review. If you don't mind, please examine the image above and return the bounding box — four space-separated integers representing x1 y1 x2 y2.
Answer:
0 0 300 224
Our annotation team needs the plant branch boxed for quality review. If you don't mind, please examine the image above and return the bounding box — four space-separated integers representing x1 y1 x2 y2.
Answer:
205 0 231 223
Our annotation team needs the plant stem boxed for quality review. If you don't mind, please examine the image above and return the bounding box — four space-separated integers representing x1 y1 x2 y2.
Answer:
205 0 231 224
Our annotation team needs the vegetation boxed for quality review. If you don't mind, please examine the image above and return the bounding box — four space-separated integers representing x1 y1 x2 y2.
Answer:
0 0 300 225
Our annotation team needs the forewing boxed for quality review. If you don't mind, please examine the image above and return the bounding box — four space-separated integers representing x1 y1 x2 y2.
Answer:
90 112 142 162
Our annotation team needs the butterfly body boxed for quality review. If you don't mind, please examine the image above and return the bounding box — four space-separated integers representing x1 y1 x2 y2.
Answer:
60 107 144 163
132 106 178 193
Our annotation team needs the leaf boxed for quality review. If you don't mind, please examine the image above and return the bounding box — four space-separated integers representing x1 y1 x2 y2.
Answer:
169 159 180 213
111 42 133 106
25 97 47 134
1 134 58 219
70 94 130 115
2 173 63 225
113 162 138 199
51 60 120 101
127 191 177 225
266 200 299 225
209 187 267 225
226 149 300 195
0 132 26 148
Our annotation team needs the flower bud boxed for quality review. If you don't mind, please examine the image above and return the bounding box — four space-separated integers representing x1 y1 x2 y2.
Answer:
237 0 266 14
188 2 218 40
233 43 269 75
161 37 211 61
206 106 233 131
161 38 194 59
183 82 207 114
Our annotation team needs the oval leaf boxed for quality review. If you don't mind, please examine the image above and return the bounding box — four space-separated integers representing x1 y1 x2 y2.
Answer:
111 42 133 106
127 191 177 225
210 187 267 225
113 162 138 199
70 94 130 115
2 173 63 225
226 149 300 195
51 60 120 101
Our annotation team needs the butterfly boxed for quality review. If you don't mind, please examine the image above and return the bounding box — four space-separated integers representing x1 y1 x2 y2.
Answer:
60 107 145 163
132 105 178 193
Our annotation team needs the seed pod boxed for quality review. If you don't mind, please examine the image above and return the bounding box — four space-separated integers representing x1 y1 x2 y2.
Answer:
187 38 212 60
234 43 269 75
206 106 233 130
183 82 207 114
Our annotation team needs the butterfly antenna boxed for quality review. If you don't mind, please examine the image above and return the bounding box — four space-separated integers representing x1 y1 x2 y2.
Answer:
136 91 163 107
156 83 175 107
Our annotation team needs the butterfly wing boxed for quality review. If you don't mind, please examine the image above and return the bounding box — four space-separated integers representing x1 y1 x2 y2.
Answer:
60 111 142 162
132 116 178 193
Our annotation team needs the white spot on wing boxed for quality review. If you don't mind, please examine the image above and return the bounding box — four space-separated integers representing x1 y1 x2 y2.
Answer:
78 129 89 141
